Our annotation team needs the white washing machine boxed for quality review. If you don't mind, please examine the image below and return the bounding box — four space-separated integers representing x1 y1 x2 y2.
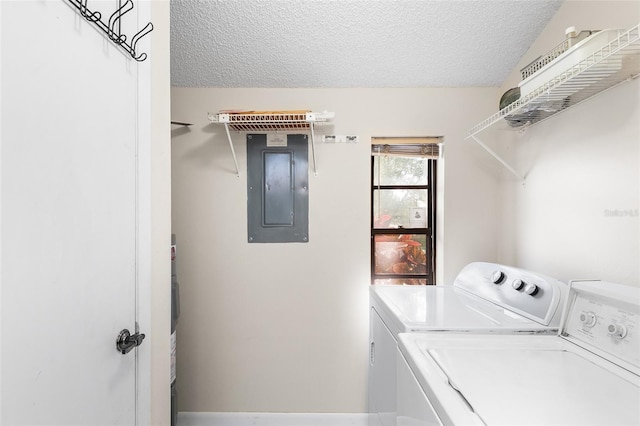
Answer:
369 262 567 426
397 279 640 425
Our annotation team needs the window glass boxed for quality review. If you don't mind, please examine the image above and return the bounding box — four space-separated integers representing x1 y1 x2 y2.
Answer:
373 234 427 276
373 156 428 186
373 189 428 229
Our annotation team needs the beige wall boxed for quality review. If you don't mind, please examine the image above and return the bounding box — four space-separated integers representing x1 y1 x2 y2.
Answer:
495 1 639 285
170 87 501 412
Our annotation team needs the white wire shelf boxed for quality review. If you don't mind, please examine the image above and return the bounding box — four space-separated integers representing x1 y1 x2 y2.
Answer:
469 23 639 138
467 23 640 180
208 111 334 177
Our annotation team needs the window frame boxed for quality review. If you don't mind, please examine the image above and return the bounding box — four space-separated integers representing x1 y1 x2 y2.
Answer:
370 153 437 285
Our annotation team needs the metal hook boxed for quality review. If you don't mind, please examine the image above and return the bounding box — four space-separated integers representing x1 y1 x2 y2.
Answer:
65 0 153 62
107 0 134 44
130 22 153 61
79 0 101 22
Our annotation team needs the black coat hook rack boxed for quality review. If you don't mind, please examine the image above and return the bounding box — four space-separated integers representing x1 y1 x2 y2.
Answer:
65 0 154 62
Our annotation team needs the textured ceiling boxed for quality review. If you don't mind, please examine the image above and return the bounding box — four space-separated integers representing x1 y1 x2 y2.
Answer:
170 0 564 88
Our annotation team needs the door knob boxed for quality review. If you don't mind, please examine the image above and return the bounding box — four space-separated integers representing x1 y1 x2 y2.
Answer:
116 329 146 355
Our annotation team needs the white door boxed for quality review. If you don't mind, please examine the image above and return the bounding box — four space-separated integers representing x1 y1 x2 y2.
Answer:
1 1 150 424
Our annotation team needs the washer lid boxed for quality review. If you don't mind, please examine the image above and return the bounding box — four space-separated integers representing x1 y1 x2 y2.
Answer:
428 347 640 425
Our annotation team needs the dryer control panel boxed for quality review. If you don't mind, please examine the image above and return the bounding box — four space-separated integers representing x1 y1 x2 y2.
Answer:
454 262 567 327
562 280 640 375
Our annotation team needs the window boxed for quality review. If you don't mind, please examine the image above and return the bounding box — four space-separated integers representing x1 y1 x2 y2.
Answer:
371 138 439 285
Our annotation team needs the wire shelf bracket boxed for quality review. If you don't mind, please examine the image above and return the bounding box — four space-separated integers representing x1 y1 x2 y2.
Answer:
466 23 640 181
208 111 335 177
469 134 524 181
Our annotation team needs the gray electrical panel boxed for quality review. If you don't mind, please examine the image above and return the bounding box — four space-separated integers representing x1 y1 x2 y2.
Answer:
247 134 309 243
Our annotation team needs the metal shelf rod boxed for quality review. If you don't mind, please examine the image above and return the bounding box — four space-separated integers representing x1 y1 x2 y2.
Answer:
309 124 318 176
223 123 241 178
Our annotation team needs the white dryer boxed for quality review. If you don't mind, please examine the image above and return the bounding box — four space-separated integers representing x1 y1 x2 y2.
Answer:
397 279 640 425
369 262 567 426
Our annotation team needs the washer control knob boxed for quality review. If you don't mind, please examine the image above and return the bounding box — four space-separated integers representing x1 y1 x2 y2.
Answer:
580 312 597 328
512 279 525 291
607 323 628 339
491 271 505 284
524 282 538 295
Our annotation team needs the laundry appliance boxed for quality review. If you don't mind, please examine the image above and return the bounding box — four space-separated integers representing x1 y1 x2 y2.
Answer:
171 235 180 426
369 262 567 426
396 279 640 425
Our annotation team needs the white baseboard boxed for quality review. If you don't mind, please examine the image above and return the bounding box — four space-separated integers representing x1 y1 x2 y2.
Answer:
177 412 382 426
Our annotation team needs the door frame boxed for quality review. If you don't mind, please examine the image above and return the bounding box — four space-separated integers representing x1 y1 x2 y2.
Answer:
136 1 153 423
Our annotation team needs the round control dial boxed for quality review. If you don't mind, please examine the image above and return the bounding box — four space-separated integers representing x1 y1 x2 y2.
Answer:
512 279 524 290
491 271 505 284
607 323 628 339
524 282 538 296
580 312 597 328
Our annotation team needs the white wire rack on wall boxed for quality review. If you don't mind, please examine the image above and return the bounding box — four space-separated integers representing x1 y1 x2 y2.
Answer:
467 23 640 181
208 110 335 177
